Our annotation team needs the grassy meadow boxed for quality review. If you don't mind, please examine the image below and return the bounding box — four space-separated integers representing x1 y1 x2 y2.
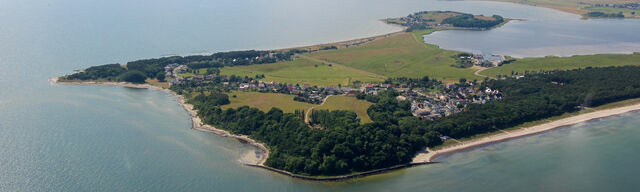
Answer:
221 91 317 113
480 53 640 77
315 96 374 124
219 57 385 86
307 30 480 80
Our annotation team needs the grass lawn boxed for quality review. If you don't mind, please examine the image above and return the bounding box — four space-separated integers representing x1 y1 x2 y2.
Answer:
315 95 374 124
221 91 317 113
219 56 384 86
480 53 640 77
307 30 480 81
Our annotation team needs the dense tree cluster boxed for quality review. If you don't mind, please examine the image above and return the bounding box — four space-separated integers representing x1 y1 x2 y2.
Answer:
127 50 295 77
190 90 441 176
64 50 297 81
119 70 147 84
319 46 338 50
62 64 126 81
310 110 360 128
586 11 625 18
429 66 640 138
189 92 230 107
66 53 640 177
442 14 504 28
189 66 640 176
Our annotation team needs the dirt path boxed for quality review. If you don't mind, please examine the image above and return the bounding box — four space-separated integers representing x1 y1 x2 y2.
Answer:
297 55 388 80
409 32 429 48
304 95 333 125
472 66 492 79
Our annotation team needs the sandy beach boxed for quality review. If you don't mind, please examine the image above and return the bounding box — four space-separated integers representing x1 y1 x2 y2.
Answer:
52 76 640 180
50 77 270 165
413 103 640 163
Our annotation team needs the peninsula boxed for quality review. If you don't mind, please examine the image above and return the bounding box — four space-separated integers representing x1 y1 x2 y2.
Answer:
55 10 640 180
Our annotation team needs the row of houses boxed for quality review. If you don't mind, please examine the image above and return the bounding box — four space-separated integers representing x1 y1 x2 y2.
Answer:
459 54 506 67
166 63 504 120
593 3 640 10
404 84 502 120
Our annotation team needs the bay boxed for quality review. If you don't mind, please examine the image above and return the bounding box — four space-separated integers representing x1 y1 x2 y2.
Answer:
1 0 639 191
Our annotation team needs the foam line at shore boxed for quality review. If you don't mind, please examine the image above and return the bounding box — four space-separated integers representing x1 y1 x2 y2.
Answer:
412 103 640 163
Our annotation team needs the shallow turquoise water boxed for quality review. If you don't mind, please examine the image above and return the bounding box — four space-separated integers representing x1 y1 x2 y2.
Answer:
1 0 639 191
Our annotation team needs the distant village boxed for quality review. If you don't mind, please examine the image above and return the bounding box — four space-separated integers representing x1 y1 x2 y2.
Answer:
456 53 509 68
165 63 503 120
394 12 454 28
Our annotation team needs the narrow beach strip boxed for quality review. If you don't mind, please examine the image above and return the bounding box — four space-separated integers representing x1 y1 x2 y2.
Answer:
50 77 270 165
413 103 640 163
246 162 435 182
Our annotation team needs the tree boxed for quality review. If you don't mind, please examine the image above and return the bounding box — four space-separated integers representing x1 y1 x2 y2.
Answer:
120 70 147 84
156 72 166 82
206 68 220 75
459 78 467 84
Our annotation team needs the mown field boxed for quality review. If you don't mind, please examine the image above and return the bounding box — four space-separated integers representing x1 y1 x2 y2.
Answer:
480 53 640 77
314 95 374 124
219 56 385 86
221 91 317 113
307 30 480 81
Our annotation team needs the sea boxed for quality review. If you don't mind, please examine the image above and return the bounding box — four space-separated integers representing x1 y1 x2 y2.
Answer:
1 0 639 191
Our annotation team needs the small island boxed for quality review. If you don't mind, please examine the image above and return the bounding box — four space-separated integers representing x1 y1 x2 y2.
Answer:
385 11 507 31
55 10 640 180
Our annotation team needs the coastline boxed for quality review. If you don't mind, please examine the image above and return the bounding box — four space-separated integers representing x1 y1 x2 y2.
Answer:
53 75 640 181
50 77 270 166
50 11 640 180
413 102 640 163
51 76 433 181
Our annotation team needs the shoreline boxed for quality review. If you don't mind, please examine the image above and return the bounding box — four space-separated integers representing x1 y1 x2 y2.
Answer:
246 161 435 181
412 102 640 163
53 76 640 181
50 77 270 166
51 76 435 181
50 10 640 180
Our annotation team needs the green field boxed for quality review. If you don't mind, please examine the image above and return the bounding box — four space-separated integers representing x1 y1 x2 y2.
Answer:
219 57 385 86
480 53 640 77
315 96 374 124
307 30 480 80
221 91 317 113
485 0 640 18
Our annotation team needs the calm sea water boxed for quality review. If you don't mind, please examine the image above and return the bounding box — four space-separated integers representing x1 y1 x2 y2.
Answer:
424 19 640 58
1 0 639 191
